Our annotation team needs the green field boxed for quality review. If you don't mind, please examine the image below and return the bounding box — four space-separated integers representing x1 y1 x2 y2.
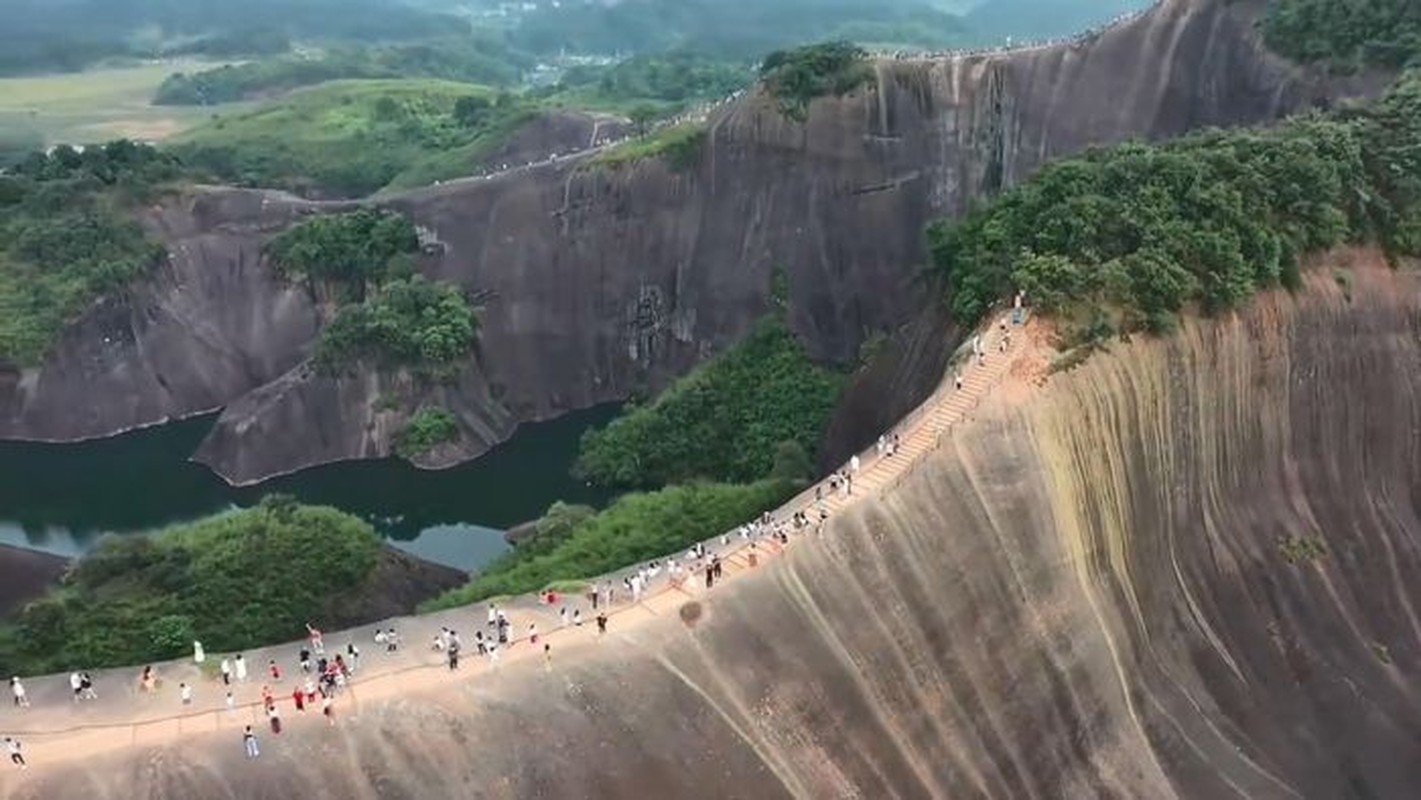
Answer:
0 61 253 149
169 79 538 196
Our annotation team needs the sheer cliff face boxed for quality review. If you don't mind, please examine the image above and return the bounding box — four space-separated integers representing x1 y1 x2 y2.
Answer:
0 0 1382 482
16 258 1421 799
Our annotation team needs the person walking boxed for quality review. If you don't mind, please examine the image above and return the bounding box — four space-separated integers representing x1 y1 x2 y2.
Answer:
299 647 312 674
321 695 335 726
234 654 248 682
292 686 306 713
225 691 236 714
268 659 282 682
447 635 460 671
193 640 205 664
70 671 82 702
10 677 28 708
306 623 324 656
850 454 860 474
220 657 232 686
596 612 608 635
80 672 96 701
346 642 360 673
268 702 282 735
179 682 193 706
5 737 25 770
242 726 260 759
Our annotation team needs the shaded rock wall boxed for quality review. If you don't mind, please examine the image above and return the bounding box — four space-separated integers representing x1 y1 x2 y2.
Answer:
0 0 1386 483
13 258 1420 799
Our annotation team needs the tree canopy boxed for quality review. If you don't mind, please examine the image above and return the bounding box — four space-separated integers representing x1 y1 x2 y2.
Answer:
1262 0 1421 70
927 72 1421 340
0 499 383 674
759 41 873 121
0 140 178 365
575 315 846 488
314 275 477 379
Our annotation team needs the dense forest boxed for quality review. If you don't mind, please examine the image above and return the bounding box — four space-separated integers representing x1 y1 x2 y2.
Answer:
1262 0 1421 70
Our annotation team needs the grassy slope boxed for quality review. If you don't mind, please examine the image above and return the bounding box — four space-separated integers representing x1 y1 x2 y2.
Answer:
169 79 513 196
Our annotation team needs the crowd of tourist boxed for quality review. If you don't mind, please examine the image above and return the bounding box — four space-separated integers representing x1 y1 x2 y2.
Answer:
3 309 1025 769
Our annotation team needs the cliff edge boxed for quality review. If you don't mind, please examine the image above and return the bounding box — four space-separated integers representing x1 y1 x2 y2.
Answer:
6 253 1418 798
0 0 1387 483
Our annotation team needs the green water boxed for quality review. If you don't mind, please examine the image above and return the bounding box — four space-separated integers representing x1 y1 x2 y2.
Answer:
0 405 619 571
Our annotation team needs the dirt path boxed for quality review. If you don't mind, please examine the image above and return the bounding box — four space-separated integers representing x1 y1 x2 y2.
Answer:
0 313 1041 778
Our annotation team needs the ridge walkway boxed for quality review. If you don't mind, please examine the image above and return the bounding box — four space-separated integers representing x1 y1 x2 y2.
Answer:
0 313 1029 776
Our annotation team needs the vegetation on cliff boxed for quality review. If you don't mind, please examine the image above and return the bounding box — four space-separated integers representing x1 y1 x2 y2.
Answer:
928 72 1421 339
269 209 478 378
0 498 382 674
546 51 753 115
575 315 846 488
315 276 477 379
268 208 419 299
0 140 178 365
591 123 707 171
759 41 874 121
1262 0 1421 70
424 480 792 608
170 80 538 197
154 36 530 106
397 407 461 459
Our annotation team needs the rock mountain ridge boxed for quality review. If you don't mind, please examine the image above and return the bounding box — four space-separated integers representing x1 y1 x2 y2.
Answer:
0 0 1384 484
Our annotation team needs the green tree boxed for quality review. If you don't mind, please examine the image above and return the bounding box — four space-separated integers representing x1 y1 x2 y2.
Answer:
628 103 660 137
0 502 384 673
575 315 846 488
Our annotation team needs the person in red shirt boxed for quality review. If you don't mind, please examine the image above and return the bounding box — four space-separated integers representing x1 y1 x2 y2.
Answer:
292 687 305 712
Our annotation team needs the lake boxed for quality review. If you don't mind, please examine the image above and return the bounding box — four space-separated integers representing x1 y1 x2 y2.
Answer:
0 405 620 571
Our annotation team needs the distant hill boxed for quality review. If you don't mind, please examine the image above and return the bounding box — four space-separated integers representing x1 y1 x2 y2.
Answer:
509 0 971 58
0 0 468 75
964 0 1151 43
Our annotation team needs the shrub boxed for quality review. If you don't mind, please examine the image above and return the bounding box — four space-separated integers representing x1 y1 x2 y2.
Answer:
759 41 872 121
0 140 179 365
424 480 792 609
314 275 477 378
1262 0 1421 71
575 316 846 488
266 208 419 295
0 502 382 674
396 407 460 458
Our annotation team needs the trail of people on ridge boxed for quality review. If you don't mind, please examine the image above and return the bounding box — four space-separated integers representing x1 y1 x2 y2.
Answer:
0 311 1035 779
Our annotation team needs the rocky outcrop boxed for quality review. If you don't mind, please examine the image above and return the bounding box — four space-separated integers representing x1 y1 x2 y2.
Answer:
13 256 1421 798
0 0 1388 483
0 545 67 620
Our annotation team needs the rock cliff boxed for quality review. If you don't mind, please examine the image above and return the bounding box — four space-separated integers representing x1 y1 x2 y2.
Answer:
10 255 1420 798
0 0 1386 483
